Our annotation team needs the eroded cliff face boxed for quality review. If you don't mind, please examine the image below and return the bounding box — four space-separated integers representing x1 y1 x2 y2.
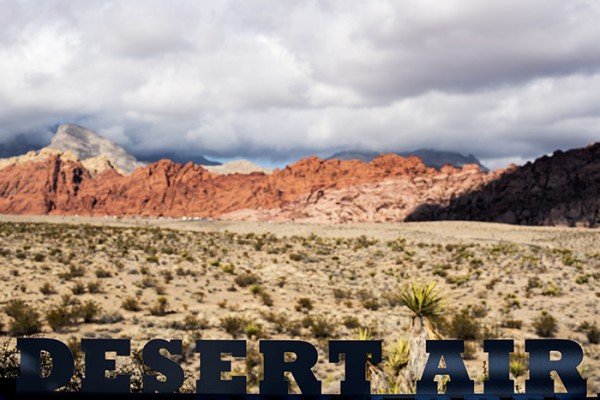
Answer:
0 143 598 226
405 142 600 227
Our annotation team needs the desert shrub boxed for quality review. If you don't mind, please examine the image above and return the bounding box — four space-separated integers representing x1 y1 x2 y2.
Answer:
541 281 561 296
136 276 157 288
170 314 209 331
0 340 20 378
33 253 46 262
146 255 159 264
161 270 173 283
309 315 336 339
234 273 260 288
260 292 273 307
448 308 481 340
587 324 600 344
71 281 86 295
289 252 305 261
46 305 78 332
579 322 600 344
526 276 541 290
40 282 56 295
87 280 102 294
342 316 361 329
362 298 379 311
80 300 102 323
295 297 314 312
149 297 169 316
332 288 351 301
244 322 264 339
446 275 469 286
502 318 523 329
220 263 235 274
485 277 501 290
249 284 263 295
59 264 85 280
533 311 558 337
220 315 247 338
353 235 377 250
97 311 124 324
95 267 112 278
4 299 42 335
122 297 141 312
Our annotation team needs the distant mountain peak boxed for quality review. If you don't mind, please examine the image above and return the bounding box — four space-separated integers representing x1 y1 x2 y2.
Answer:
46 124 145 175
327 148 488 171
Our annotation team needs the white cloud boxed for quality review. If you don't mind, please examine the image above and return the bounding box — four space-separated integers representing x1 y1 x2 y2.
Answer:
1 0 599 167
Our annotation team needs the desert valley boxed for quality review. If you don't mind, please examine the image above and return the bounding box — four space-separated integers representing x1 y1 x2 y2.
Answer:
0 125 599 394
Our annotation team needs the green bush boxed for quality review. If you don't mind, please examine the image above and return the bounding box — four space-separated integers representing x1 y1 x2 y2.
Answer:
149 297 169 316
46 306 77 332
448 308 481 340
4 300 42 335
295 297 314 312
533 311 558 337
40 282 56 295
220 315 247 338
309 315 336 339
80 300 102 323
234 273 260 288
122 297 141 312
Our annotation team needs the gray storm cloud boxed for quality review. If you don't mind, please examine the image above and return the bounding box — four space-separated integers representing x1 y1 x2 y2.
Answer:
0 0 599 168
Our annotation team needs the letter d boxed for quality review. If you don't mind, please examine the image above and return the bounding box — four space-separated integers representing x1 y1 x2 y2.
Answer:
17 338 74 392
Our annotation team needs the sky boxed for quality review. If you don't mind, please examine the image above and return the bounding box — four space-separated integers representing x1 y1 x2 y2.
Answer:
0 0 599 170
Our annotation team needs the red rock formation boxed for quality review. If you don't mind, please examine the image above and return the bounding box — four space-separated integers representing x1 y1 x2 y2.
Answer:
0 144 597 226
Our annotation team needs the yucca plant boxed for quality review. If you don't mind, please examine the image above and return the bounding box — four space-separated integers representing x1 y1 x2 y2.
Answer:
400 282 446 393
399 282 445 319
355 327 373 341
385 339 410 374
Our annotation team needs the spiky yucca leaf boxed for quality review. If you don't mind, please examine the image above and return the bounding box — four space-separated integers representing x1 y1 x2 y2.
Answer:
400 282 445 319
385 338 410 373
355 327 373 341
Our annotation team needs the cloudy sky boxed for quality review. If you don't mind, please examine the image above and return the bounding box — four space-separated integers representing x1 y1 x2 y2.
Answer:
1 0 599 169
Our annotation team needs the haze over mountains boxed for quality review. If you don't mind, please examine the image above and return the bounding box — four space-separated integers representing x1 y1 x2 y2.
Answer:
0 124 598 227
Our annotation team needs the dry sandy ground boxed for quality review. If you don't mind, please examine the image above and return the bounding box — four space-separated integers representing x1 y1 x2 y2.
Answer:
0 214 598 394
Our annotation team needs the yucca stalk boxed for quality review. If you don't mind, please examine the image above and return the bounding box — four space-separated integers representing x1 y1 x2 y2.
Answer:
400 282 445 393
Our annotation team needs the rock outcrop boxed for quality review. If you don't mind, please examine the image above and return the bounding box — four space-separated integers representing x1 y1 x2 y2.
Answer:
0 142 598 226
46 124 145 174
406 142 600 227
0 153 491 220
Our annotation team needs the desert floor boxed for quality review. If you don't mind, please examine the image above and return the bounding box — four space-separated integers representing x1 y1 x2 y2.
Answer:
0 214 598 394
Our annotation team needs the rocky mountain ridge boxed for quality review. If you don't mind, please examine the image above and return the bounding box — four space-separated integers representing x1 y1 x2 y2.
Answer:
0 125 597 226
0 153 492 221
